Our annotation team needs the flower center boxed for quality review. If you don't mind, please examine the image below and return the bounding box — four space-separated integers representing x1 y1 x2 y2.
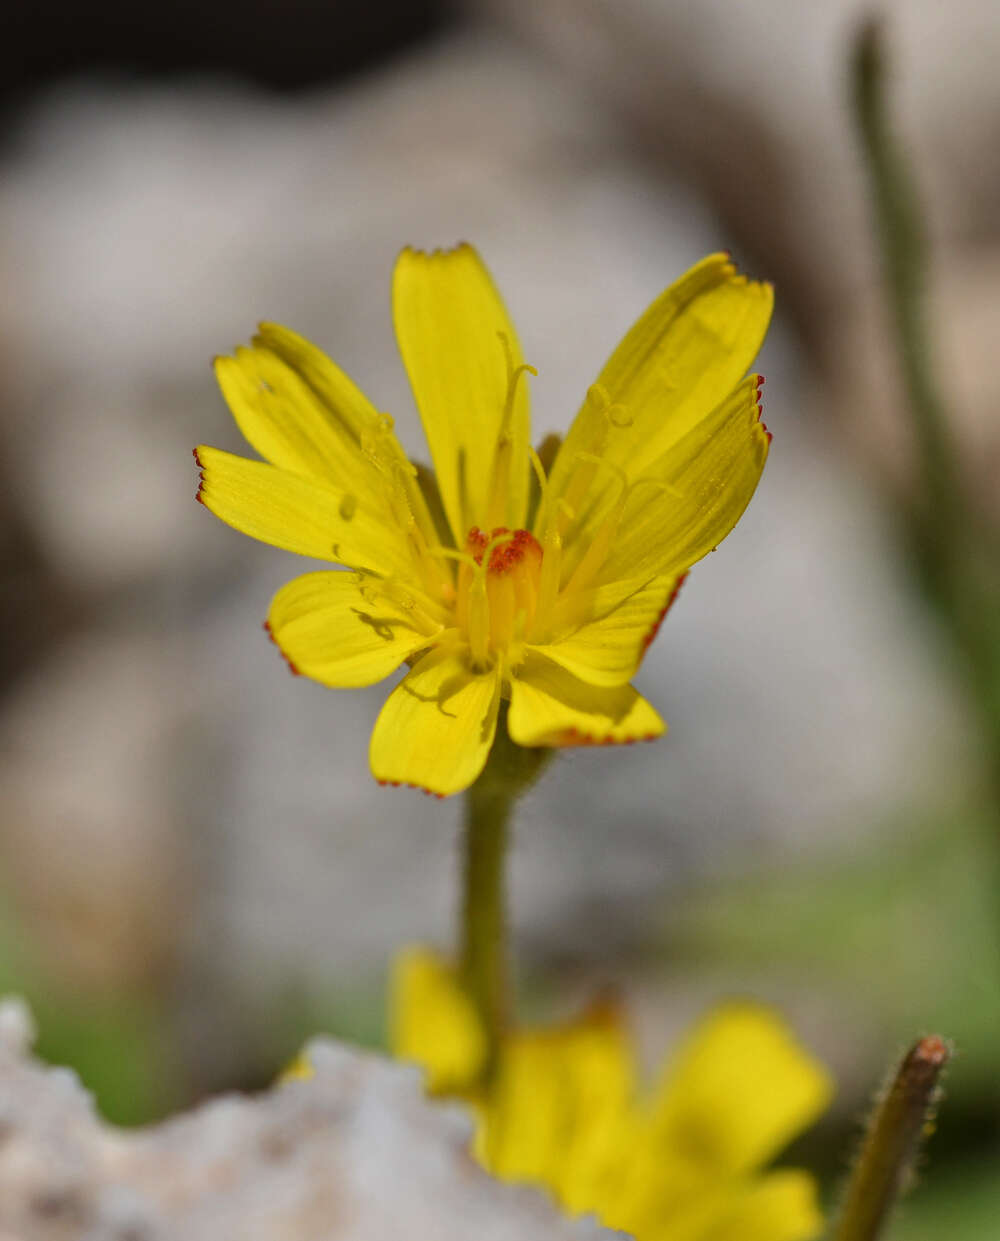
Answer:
457 526 543 667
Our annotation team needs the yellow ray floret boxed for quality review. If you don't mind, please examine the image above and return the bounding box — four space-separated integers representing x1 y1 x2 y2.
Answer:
383 948 832 1241
195 245 772 794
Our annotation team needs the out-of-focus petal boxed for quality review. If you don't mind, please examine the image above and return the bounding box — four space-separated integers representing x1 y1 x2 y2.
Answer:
479 1003 636 1208
648 1003 834 1176
389 946 486 1094
701 1170 826 1241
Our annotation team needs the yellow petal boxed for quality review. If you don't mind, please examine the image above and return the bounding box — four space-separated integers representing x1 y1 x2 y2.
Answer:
701 1171 826 1241
194 444 412 578
479 1003 636 1205
369 645 501 795
544 571 653 639
214 342 377 494
388 946 486 1094
620 1169 823 1241
392 244 531 542
548 253 771 548
508 652 665 746
255 321 384 444
648 1003 834 1177
598 375 769 586
532 574 684 687
217 326 442 563
267 571 439 687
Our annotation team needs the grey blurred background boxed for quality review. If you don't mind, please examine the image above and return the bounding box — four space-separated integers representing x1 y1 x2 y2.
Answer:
1 2 999 1234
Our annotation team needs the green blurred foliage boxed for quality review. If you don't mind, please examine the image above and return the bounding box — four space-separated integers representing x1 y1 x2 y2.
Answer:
666 810 1000 1118
888 1157 1000 1240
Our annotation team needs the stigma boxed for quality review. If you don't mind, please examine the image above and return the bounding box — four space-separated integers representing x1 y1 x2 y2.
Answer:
457 527 543 667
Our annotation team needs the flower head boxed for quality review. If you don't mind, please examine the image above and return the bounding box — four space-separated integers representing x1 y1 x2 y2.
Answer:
195 246 772 795
389 947 832 1241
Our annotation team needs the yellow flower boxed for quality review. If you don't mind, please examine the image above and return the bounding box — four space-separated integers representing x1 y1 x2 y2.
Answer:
389 947 832 1241
195 246 772 795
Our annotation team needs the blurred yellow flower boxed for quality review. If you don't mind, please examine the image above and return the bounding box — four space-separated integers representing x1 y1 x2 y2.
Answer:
195 246 771 796
389 947 832 1241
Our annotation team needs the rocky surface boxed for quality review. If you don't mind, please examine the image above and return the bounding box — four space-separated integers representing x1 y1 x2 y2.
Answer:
0 999 615 1241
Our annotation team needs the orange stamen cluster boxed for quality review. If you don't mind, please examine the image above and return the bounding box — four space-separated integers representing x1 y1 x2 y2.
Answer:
467 526 542 575
458 526 544 667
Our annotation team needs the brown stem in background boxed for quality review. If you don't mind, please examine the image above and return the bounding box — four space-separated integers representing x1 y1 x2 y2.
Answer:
832 1036 951 1241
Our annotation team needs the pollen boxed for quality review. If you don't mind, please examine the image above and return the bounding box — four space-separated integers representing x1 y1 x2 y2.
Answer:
458 527 544 665
467 527 542 575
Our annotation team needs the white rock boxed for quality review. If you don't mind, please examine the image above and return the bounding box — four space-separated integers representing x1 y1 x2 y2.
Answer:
0 998 35 1056
0 1007 617 1241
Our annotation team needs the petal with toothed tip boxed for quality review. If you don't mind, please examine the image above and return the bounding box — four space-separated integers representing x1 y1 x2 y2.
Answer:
254 321 384 444
214 343 383 497
547 253 772 562
369 644 502 795
267 571 440 688
508 651 664 746
595 374 769 586
193 445 414 580
529 572 683 687
393 244 532 543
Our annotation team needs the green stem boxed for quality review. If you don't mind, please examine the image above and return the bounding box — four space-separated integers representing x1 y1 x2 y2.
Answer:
851 19 963 546
460 770 511 1074
832 1036 950 1241
459 704 552 1079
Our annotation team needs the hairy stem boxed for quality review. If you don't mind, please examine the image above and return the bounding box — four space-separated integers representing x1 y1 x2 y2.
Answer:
460 705 552 1079
832 1036 950 1241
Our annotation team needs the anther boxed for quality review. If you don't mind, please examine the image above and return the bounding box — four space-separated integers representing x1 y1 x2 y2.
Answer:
457 526 543 659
